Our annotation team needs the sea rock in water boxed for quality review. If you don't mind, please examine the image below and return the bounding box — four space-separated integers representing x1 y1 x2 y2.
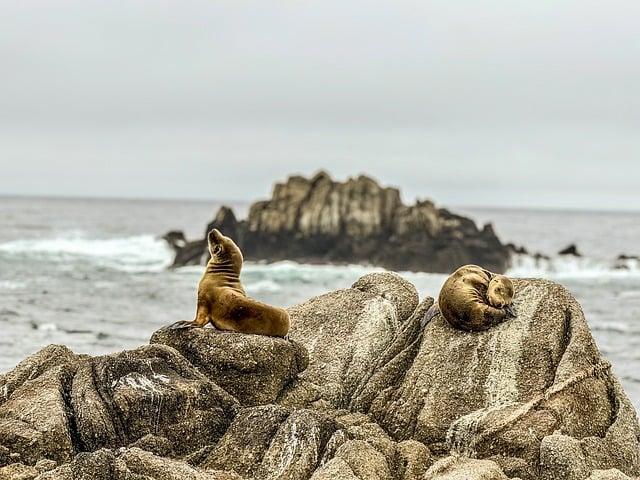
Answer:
161 230 187 250
558 243 582 256
166 172 511 273
150 327 308 406
353 278 640 479
280 272 421 409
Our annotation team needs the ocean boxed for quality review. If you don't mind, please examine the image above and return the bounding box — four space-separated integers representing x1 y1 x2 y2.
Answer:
1 196 639 408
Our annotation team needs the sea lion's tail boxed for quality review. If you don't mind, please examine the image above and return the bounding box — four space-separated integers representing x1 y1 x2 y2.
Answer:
166 320 198 330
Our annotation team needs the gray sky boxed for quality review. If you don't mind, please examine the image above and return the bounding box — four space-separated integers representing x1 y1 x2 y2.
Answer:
1 0 639 210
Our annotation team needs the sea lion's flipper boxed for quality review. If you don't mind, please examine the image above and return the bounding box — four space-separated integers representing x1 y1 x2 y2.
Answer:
421 303 440 329
504 304 517 318
167 320 200 330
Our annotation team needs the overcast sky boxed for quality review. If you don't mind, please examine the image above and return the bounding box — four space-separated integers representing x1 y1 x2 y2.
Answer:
1 1 639 210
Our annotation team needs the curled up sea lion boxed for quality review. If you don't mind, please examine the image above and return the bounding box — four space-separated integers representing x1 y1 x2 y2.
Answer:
169 229 290 337
435 264 516 332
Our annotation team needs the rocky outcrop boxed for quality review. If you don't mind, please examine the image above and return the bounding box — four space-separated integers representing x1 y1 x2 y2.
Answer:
166 172 510 273
1 273 638 479
70 344 238 454
280 272 422 409
351 279 640 480
0 345 82 466
150 328 308 406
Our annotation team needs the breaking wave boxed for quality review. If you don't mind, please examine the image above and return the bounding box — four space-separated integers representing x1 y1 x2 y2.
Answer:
507 253 640 278
1 232 638 279
0 232 173 272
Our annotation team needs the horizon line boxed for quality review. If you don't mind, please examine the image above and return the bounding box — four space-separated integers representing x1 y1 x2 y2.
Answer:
1 191 639 215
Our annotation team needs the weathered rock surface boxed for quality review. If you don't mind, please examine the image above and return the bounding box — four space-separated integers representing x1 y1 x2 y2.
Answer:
166 172 510 273
353 278 640 480
34 448 243 480
71 344 238 454
0 345 82 466
280 272 421 409
150 328 308 407
1 273 639 480
423 456 512 480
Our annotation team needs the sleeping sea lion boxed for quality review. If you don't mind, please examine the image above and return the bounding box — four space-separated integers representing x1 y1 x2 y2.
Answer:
169 229 290 337
436 264 516 332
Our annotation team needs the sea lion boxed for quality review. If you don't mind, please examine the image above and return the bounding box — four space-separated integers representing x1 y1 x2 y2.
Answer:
169 229 290 337
436 264 516 332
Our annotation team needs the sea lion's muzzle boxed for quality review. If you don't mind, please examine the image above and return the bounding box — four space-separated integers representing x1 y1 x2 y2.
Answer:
208 228 223 245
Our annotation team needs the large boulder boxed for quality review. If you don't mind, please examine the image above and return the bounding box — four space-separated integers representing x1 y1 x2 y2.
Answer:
197 405 433 480
150 328 308 406
34 448 242 480
71 344 238 454
280 272 420 409
0 345 83 466
423 456 512 480
354 279 640 480
199 405 340 479
166 172 510 273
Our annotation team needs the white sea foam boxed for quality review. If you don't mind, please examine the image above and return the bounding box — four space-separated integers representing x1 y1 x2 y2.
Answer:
0 280 26 290
0 233 173 272
507 253 640 279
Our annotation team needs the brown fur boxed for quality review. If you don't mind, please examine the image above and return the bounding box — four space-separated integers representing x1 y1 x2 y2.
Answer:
170 229 290 337
437 264 515 332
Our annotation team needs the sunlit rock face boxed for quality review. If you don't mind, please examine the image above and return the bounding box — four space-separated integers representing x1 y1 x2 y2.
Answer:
167 171 510 273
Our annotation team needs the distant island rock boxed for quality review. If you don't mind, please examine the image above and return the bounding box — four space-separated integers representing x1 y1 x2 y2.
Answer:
165 171 510 273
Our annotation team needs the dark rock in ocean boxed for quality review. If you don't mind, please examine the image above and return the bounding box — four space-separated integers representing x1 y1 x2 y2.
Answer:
161 230 187 250
558 243 582 256
1 273 639 479
169 238 207 268
166 172 511 273
150 327 308 406
506 242 529 255
614 254 639 270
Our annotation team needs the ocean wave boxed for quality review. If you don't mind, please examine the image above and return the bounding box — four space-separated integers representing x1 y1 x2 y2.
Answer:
0 233 173 272
507 253 640 278
0 280 26 290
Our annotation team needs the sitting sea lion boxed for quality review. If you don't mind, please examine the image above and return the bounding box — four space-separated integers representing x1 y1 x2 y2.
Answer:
436 264 516 332
169 229 290 337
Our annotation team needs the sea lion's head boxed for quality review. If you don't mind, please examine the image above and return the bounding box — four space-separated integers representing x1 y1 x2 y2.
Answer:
207 228 243 273
486 275 514 309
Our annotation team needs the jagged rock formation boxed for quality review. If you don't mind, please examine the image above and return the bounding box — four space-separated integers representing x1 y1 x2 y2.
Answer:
1 273 639 479
167 172 510 273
